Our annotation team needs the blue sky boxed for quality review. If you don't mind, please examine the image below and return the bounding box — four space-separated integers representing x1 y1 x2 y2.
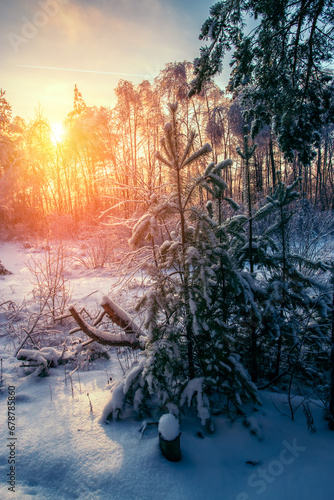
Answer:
0 0 229 124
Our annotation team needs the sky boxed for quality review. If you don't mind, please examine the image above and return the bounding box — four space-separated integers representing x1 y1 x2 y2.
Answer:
0 0 229 126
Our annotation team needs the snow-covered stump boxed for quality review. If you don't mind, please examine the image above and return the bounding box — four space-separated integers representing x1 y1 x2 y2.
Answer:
158 414 181 462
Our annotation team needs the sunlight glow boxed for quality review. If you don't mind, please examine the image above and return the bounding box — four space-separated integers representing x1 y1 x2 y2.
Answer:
50 122 65 144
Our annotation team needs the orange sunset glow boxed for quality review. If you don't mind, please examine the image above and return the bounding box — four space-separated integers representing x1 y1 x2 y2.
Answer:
0 0 232 233
0 0 333 237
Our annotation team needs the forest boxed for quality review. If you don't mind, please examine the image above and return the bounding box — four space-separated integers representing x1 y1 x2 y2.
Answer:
0 61 333 233
1 1 334 498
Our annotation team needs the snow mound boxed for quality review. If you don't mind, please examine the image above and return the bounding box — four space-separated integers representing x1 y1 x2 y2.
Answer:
158 413 180 441
17 347 63 376
17 347 62 365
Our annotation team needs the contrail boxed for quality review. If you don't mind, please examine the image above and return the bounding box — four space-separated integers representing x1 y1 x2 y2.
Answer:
17 64 154 78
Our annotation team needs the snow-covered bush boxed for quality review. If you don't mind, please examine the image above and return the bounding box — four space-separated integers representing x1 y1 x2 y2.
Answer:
26 244 72 320
72 226 115 269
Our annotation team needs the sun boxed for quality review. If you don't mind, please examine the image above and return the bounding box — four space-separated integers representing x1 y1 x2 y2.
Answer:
50 122 65 144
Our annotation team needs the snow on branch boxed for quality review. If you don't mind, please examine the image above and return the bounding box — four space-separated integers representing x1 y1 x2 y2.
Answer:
181 143 212 169
155 150 173 168
69 305 142 349
179 130 196 167
101 296 146 338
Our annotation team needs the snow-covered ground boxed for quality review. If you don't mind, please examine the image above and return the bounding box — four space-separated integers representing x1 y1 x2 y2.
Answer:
1 240 334 500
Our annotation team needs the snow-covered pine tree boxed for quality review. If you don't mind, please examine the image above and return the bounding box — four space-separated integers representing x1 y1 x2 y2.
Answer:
254 178 329 380
102 103 259 424
190 0 334 166
237 127 257 273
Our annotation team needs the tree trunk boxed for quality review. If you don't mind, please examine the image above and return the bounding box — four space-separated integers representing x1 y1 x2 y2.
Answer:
269 134 276 188
251 325 258 383
329 282 334 430
159 433 181 462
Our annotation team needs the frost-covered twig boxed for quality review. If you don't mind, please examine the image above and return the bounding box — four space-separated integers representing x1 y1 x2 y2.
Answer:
0 300 16 309
56 307 93 323
15 294 51 357
22 328 39 349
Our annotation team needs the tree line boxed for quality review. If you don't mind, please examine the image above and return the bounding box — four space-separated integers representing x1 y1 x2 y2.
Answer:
0 61 333 236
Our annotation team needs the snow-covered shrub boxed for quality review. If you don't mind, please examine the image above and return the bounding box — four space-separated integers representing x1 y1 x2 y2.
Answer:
101 112 334 426
289 199 334 266
100 357 148 421
26 244 72 320
61 338 112 371
73 226 115 269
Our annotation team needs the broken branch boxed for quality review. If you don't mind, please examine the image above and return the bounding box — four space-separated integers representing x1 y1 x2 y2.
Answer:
101 295 146 338
69 306 143 348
